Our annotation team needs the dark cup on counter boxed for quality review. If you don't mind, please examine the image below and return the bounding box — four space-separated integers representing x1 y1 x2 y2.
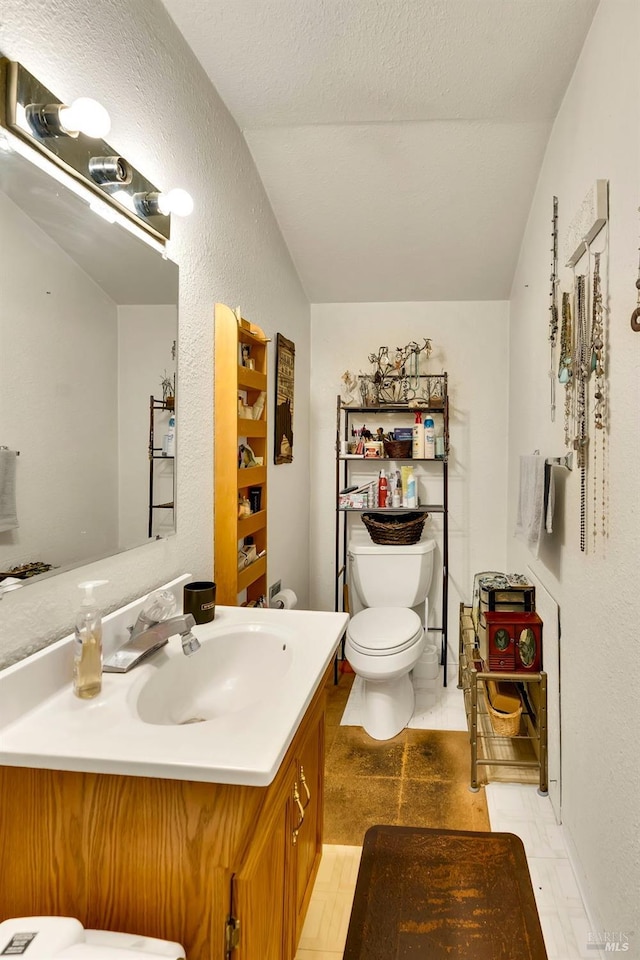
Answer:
249 486 262 513
183 581 216 624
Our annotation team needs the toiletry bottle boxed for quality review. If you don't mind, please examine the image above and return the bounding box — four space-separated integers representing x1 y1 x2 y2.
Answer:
73 579 108 699
393 470 402 507
412 412 424 458
424 416 436 460
164 410 176 458
406 468 417 507
378 470 388 508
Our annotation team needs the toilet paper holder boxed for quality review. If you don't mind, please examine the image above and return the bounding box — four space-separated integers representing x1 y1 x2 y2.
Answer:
270 588 298 609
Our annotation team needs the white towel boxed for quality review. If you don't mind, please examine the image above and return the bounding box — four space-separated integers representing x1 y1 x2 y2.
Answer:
0 450 18 533
544 461 555 534
515 454 545 558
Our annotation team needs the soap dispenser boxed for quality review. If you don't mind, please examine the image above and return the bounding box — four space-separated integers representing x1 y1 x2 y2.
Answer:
73 579 108 699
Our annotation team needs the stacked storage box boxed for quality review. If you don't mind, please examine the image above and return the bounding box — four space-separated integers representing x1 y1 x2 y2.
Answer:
472 571 541 673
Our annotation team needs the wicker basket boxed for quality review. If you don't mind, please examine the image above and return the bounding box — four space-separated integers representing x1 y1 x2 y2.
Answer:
484 688 523 737
383 439 412 458
361 511 427 545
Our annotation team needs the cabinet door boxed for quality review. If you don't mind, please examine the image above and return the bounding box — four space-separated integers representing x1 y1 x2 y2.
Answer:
233 797 289 960
293 711 324 942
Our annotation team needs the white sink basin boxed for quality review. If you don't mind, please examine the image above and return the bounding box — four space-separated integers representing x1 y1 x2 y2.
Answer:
0 596 349 786
136 623 294 725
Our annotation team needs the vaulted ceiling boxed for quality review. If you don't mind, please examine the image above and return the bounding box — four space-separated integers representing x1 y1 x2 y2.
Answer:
161 0 599 302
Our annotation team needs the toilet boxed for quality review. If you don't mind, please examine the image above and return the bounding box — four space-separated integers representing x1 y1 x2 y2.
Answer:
345 538 436 740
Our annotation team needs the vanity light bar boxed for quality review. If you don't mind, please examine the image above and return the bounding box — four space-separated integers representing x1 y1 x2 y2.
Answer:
0 57 171 245
1 126 166 255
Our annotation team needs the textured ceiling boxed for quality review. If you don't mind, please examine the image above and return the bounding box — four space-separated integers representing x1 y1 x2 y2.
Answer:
160 0 599 301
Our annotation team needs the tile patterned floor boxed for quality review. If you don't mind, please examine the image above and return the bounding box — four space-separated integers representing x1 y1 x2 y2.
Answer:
294 670 601 960
324 671 490 845
340 666 468 732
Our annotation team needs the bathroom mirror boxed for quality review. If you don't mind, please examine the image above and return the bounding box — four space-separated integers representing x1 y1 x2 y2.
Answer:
0 141 179 586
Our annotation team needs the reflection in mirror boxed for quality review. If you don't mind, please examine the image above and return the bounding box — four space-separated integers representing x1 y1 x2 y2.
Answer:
0 142 179 586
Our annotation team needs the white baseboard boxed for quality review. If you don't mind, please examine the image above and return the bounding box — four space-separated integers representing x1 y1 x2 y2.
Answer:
562 823 606 958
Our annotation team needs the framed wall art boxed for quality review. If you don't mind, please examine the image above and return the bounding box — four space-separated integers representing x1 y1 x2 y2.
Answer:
274 333 295 464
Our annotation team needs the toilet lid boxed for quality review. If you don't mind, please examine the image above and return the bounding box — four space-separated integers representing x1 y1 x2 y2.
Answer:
348 608 423 655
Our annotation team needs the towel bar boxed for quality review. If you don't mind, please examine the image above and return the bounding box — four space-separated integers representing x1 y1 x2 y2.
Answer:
0 446 19 456
545 452 572 470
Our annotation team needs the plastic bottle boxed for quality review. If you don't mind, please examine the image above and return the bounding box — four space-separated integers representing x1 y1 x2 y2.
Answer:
392 470 402 507
73 579 108 699
412 412 424 458
424 416 436 460
406 468 417 508
163 410 176 458
378 470 388 508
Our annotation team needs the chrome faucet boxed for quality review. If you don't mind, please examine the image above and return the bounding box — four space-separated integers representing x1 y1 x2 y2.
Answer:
103 612 200 673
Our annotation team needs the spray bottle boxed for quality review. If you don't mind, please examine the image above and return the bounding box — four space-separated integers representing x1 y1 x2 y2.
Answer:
73 580 108 699
378 470 389 508
424 416 436 460
412 412 424 458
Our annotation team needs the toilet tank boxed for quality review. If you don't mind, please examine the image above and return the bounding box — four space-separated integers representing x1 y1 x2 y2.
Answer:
348 539 436 608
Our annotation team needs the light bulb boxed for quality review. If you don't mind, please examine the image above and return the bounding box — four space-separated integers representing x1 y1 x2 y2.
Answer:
112 189 136 213
157 188 194 217
58 98 111 139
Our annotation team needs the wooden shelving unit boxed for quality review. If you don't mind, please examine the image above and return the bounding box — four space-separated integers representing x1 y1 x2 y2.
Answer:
214 303 268 605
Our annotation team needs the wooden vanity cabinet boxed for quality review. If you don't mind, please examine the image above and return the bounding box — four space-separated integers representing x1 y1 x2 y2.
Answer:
233 691 325 960
0 671 329 960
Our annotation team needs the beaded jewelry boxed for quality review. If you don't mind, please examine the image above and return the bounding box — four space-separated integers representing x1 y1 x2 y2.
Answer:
559 292 573 446
590 252 608 546
549 197 559 422
631 244 640 332
575 274 589 552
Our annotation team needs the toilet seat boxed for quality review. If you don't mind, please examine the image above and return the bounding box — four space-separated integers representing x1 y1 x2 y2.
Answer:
347 607 423 656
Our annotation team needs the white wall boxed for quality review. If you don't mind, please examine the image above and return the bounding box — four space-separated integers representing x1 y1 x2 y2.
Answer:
0 0 310 667
310 301 510 658
117 305 177 548
507 0 639 934
0 191 119 571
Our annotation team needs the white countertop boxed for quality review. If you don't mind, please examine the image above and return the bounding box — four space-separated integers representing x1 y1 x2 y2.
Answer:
0 603 348 787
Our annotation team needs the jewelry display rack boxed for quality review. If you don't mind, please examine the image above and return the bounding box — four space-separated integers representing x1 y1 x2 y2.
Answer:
458 604 548 794
334 374 450 685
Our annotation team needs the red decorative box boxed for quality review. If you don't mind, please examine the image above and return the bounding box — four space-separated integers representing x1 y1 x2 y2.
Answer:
480 611 543 672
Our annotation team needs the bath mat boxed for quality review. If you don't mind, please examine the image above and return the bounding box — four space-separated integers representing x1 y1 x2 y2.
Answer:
343 825 548 959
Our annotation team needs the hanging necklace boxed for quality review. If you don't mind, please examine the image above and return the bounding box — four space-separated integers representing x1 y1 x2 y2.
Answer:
631 244 640 332
575 273 589 552
559 291 573 446
549 197 559 421
590 251 608 546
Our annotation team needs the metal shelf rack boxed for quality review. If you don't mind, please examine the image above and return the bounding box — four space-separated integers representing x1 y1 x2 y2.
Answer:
334 375 450 685
458 604 548 793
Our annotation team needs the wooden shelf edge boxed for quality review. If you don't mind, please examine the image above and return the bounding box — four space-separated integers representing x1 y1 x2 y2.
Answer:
238 327 268 348
238 367 267 391
238 465 266 487
237 555 267 593
238 417 267 437
238 511 267 539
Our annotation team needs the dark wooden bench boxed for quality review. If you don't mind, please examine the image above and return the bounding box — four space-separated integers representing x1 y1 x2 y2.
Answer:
343 825 548 959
